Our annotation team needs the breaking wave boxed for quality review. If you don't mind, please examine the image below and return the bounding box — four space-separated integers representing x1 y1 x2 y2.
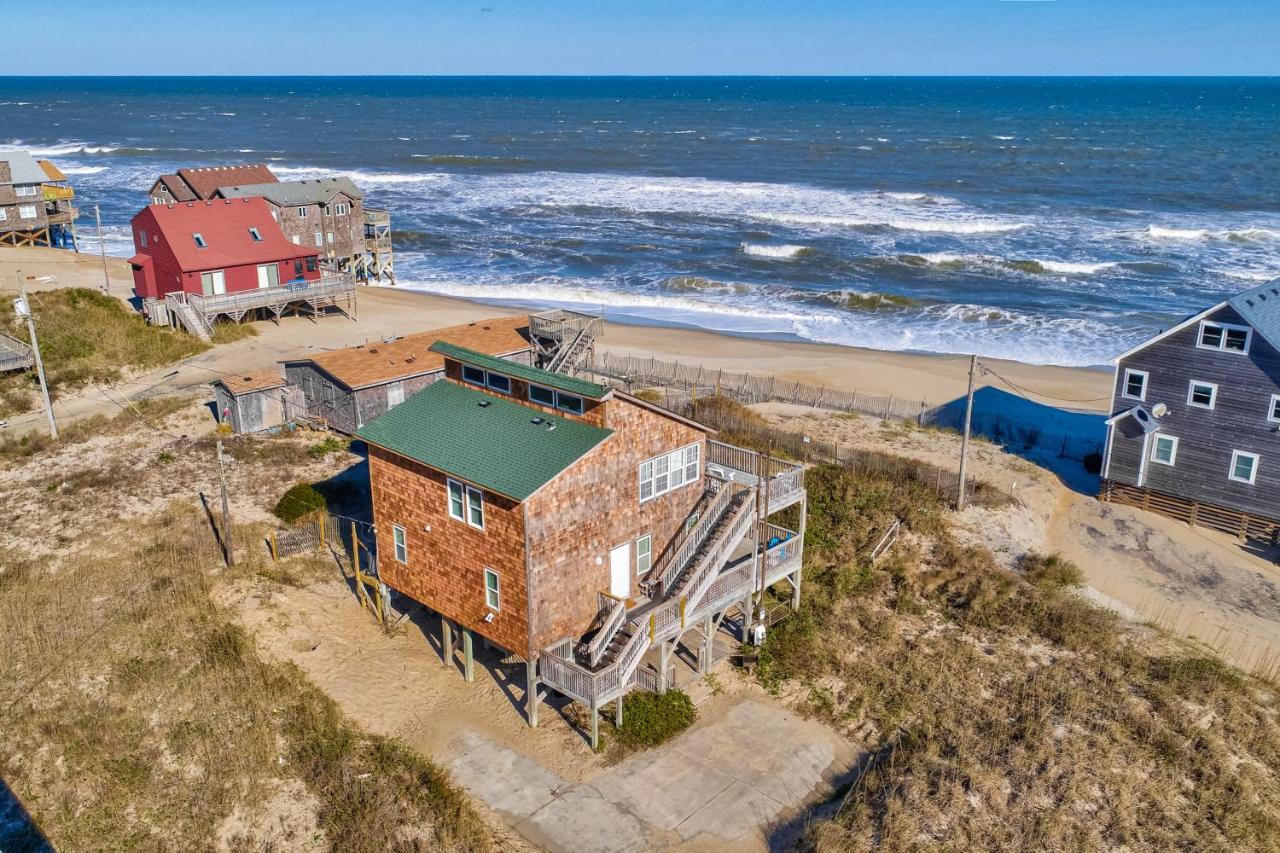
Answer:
740 242 808 259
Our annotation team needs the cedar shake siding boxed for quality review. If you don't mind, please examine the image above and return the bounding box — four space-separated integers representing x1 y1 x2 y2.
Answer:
1106 301 1280 521
368 445 531 655
442 358 607 427
523 398 707 652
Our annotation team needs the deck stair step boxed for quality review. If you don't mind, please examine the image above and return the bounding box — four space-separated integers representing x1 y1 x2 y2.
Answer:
547 326 593 374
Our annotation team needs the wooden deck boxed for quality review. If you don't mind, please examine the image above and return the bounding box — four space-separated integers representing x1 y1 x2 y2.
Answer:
169 272 358 329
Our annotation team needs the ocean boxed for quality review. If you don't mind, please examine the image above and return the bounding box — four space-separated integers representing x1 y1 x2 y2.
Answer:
3 76 1278 367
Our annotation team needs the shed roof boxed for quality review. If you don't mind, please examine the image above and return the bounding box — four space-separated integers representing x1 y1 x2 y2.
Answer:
429 342 608 400
217 370 286 396
217 177 363 206
2 151 49 185
1228 280 1280 352
176 163 278 200
37 160 67 182
358 379 612 501
290 316 530 390
132 197 315 274
155 174 198 202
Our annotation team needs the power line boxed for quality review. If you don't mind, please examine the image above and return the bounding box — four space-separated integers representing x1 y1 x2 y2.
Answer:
976 359 1112 406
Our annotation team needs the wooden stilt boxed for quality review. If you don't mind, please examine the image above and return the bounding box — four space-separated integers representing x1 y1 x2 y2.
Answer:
526 659 540 728
657 640 672 693
442 619 453 669
462 630 475 683
614 695 623 728
701 614 714 673
791 568 803 611
590 703 600 750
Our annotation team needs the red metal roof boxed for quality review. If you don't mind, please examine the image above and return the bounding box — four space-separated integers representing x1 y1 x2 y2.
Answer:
156 174 197 202
176 163 278 200
135 198 316 274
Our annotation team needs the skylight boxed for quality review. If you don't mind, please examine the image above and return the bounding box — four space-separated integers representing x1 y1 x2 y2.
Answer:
192 232 207 248
248 227 262 242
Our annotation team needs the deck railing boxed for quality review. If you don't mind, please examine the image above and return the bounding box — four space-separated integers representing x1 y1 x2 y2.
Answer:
529 309 603 343
645 480 731 597
0 332 34 372
189 272 355 315
707 439 758 476
583 596 627 668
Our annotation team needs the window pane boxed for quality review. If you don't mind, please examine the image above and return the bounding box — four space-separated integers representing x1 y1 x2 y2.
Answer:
487 373 511 393
530 384 555 405
484 570 500 609
1125 373 1144 397
1233 455 1255 481
1272 398 1280 421
462 365 485 385
1191 384 1214 407
1225 328 1249 351
467 488 484 526
1200 325 1223 348
557 393 584 414
448 481 464 519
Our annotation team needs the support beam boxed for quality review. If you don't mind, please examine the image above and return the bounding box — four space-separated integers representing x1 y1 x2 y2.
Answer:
701 614 715 674
590 703 600 751
526 659 540 728
442 619 453 669
614 695 623 728
790 568 802 611
657 640 673 693
462 629 475 683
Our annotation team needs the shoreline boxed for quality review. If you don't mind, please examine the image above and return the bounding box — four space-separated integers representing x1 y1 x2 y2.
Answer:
0 246 1113 420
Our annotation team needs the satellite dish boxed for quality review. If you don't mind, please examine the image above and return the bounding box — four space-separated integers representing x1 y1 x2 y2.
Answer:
1152 403 1168 418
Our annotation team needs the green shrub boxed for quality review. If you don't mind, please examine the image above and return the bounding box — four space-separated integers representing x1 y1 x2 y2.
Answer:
1020 552 1084 590
606 690 697 753
308 436 349 458
273 482 327 523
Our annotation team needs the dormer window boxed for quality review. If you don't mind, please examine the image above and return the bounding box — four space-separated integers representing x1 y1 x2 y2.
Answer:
193 233 207 248
248 227 262 242
1198 321 1251 354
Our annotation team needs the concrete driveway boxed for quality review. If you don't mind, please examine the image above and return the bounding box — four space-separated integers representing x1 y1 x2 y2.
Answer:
448 699 860 852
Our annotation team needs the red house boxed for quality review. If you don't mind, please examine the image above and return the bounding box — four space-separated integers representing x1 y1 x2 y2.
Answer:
130 197 320 304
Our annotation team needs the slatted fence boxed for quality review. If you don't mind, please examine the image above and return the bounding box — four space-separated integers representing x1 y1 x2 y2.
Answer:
1101 479 1280 544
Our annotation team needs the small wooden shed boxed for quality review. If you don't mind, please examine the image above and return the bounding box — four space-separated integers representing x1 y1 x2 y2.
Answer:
213 371 301 434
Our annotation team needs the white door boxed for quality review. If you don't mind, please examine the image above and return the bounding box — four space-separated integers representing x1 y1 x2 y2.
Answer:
211 270 226 295
256 263 279 289
257 265 270 289
609 543 630 599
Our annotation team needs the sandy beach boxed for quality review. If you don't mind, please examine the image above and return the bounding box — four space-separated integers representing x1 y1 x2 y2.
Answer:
0 246 1111 436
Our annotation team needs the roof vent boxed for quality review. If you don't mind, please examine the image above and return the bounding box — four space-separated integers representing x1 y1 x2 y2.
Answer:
546 422 556 431
478 400 492 408
530 417 544 425
1247 299 1255 307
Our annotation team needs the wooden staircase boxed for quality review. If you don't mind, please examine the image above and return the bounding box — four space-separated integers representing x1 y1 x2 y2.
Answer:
547 326 594 374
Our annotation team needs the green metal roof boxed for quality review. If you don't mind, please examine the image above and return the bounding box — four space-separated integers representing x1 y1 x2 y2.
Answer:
356 379 613 501
429 341 608 400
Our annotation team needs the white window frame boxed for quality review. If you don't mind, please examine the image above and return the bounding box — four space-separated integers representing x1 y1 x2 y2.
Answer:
1197 320 1251 354
638 443 701 504
484 568 501 611
485 372 511 394
297 206 308 218
446 478 484 529
392 524 408 563
153 195 166 205
1269 394 1280 424
248 227 262 242
556 392 584 415
1149 434 1178 466
15 185 37 197
1121 368 1148 402
326 231 334 244
1186 380 1218 410
291 235 301 245
1229 450 1260 485
387 381 405 408
529 383 555 406
18 205 36 220
0 207 6 222
314 231 323 247
192 232 207 248
635 533 652 576
461 364 486 386
335 202 349 216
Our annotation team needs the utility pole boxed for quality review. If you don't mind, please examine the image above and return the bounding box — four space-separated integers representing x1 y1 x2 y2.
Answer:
216 439 235 566
94 205 111 295
957 354 977 510
15 271 57 439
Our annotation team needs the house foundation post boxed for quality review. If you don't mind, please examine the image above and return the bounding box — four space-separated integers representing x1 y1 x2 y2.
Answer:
462 630 475 683
526 659 540 728
441 619 453 669
701 614 714 674
740 598 753 642
657 640 672 693
590 703 600 751
790 569 802 611
614 695 623 728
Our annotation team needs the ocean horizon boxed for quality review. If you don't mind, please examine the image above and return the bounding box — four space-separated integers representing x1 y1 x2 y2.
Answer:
3 75 1278 366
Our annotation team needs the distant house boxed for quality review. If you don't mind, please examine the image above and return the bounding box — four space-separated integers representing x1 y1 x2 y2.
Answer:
213 370 302 434
0 151 79 249
129 198 355 338
356 343 807 745
1102 280 1280 542
281 316 534 434
148 163 393 281
147 164 278 205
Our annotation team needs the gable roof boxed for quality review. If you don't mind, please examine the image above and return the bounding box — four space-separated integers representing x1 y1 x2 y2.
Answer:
176 163 278 199
287 317 531 390
1 151 49 186
217 370 286 396
133 197 315 273
1228 280 1280 352
154 174 198 202
430 342 608 400
217 177 363 206
357 379 613 501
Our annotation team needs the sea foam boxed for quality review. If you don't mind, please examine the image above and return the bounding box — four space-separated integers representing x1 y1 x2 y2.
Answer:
741 243 808 259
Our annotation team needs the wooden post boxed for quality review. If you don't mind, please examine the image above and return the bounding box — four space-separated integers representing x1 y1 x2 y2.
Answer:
216 439 234 566
462 630 475 683
679 597 686 629
614 695 623 728
590 703 600 751
702 614 714 674
269 531 278 563
526 659 540 728
16 274 57 439
319 513 326 548
649 613 656 642
657 641 671 693
442 619 453 669
94 205 111 295
957 354 977 510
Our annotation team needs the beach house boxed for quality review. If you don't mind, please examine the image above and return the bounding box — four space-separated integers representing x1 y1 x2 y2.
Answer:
357 343 806 744
148 164 394 281
129 198 356 339
1101 280 1280 542
281 316 535 434
0 151 80 249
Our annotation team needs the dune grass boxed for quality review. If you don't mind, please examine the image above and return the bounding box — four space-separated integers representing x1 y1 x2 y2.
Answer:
0 507 497 851
753 462 1280 852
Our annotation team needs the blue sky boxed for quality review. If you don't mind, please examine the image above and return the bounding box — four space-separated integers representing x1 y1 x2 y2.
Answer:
47 0 1280 75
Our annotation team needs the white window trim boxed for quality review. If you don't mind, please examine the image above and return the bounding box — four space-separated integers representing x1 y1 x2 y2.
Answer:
1149 434 1178 467
639 443 701 504
462 365 487 386
635 533 652 576
484 568 501 611
15 185 37 197
485 372 512 393
1186 380 1218 410
1121 368 1148 402
248 227 262 241
297 206 308 218
1268 394 1280 424
387 380 405 407
1229 450 1260 485
18 205 37 219
1197 320 1252 354
392 524 408 563
192 232 207 248
447 478 484 529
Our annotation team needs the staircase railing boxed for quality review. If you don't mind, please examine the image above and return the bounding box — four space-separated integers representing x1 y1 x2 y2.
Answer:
679 489 758 616
644 480 732 597
583 596 627 668
548 326 592 373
